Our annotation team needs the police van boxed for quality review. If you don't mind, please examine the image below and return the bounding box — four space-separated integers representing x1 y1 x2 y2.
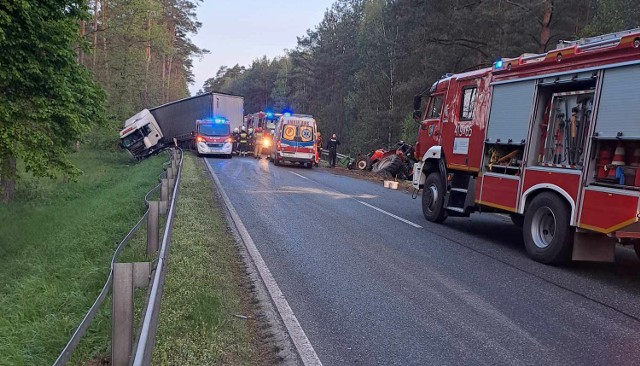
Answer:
270 114 317 168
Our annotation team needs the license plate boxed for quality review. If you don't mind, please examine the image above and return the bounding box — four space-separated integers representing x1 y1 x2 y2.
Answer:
207 143 223 148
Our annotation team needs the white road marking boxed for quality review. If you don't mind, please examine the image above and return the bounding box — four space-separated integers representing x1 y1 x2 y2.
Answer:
355 200 423 229
290 171 310 180
286 169 422 229
205 162 323 366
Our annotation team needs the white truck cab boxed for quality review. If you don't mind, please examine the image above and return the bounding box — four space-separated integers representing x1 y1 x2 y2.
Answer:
119 109 163 158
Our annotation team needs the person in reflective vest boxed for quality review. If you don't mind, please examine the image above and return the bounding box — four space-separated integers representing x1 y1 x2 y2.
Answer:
254 127 264 159
239 126 248 157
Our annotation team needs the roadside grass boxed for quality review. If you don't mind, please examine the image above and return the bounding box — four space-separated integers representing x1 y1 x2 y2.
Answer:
153 154 270 365
0 132 164 366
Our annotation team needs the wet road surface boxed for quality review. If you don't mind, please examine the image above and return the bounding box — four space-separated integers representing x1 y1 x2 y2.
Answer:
206 156 640 366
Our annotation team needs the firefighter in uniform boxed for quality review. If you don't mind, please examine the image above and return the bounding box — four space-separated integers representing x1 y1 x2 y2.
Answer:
239 126 248 156
254 127 264 159
232 127 239 155
247 128 254 153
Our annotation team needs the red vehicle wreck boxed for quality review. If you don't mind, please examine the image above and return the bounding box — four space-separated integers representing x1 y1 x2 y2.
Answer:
412 29 640 264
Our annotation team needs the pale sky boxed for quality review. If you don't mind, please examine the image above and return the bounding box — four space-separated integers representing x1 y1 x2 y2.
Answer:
189 0 337 95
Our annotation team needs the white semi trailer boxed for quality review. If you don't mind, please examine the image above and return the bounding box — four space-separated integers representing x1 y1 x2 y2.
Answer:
119 92 244 159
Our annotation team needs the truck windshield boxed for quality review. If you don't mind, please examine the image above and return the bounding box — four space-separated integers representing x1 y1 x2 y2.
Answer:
199 124 230 136
121 130 143 148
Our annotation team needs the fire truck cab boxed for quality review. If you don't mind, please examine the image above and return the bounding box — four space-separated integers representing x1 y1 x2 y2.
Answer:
412 29 640 264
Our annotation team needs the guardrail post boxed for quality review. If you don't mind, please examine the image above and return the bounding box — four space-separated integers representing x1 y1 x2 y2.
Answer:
146 201 159 255
160 179 169 215
112 263 133 366
166 167 174 180
168 178 175 194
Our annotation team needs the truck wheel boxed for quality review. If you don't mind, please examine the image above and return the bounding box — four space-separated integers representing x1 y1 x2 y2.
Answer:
422 172 447 223
510 213 524 227
356 156 371 171
523 192 573 264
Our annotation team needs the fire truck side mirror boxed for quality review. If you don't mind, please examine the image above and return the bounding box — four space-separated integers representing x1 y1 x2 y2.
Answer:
412 110 422 122
413 95 422 111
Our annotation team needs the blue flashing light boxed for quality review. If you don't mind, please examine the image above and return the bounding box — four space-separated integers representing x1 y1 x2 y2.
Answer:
213 117 226 124
283 112 292 117
282 108 293 117
266 112 274 118
494 59 504 69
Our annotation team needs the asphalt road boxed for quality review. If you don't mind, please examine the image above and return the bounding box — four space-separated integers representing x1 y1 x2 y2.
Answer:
206 156 640 366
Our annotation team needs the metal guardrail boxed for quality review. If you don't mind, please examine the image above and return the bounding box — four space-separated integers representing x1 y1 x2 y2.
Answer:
132 148 183 365
320 150 352 164
53 148 183 366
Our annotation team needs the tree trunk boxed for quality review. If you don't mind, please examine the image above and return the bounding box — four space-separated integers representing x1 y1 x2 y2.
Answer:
101 0 109 85
0 153 17 203
539 0 553 53
79 19 86 64
145 15 151 92
92 0 98 68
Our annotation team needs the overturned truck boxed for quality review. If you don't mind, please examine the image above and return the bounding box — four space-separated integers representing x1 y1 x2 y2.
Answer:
119 92 244 160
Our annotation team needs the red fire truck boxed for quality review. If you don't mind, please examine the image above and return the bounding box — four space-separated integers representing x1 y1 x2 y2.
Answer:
244 111 282 155
412 29 640 264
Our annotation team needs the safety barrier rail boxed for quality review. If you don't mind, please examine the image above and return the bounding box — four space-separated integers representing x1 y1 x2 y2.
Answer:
53 148 183 366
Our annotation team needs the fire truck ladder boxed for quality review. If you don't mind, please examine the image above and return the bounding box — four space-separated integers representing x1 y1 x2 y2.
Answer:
556 28 640 51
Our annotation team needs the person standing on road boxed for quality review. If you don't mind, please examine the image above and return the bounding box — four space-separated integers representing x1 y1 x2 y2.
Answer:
239 126 248 157
254 127 264 159
326 133 340 168
232 127 240 155
315 132 323 167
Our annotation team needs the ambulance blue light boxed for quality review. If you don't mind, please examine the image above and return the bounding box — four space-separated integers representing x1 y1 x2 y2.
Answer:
282 108 293 117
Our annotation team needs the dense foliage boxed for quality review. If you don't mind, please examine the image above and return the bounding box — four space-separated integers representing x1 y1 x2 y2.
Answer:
83 0 207 122
0 0 106 202
0 0 204 202
201 0 640 155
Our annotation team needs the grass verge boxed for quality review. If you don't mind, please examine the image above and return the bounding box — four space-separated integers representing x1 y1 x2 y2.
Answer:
152 154 271 365
0 134 164 366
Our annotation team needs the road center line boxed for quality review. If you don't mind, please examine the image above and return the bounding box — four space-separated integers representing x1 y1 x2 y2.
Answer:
355 200 423 229
284 168 421 229
289 171 310 180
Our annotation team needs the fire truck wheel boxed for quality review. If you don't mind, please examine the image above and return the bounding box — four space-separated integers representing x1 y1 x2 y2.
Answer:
510 213 524 227
422 172 447 223
523 192 572 264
